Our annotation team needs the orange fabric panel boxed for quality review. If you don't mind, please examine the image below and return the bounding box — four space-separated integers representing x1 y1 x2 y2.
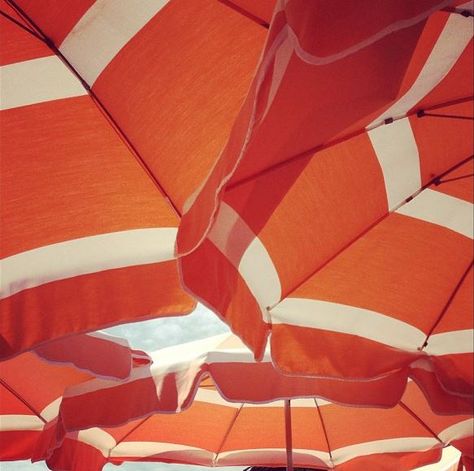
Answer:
433 352 473 398
319 403 432 450
429 266 473 395
291 213 472 332
1 96 178 258
43 437 107 471
396 10 450 101
0 261 194 358
413 102 474 187
0 383 34 415
331 8 451 140
0 352 91 411
0 8 51 65
220 406 328 454
402 380 472 435
226 133 387 295
91 0 267 213
0 431 42 460
14 0 95 45
431 266 473 335
208 361 408 408
271 325 418 379
124 402 237 452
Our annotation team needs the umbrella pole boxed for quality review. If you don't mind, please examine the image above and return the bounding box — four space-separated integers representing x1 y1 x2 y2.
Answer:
284 399 294 471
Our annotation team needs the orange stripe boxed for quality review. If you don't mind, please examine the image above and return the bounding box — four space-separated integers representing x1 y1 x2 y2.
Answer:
0 352 92 409
1 96 178 257
272 324 418 379
0 261 194 358
0 11 51 66
91 0 267 212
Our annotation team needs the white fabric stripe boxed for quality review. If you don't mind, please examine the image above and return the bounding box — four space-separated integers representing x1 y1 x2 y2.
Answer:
239 236 282 310
426 330 474 355
110 442 212 459
0 56 87 110
216 447 330 465
40 397 62 422
332 437 439 465
0 228 177 298
413 447 461 471
194 388 240 409
77 428 116 457
397 189 473 239
242 398 328 408
438 419 474 443
59 0 170 85
369 12 473 125
0 415 44 431
208 203 281 319
368 118 421 210
270 298 426 350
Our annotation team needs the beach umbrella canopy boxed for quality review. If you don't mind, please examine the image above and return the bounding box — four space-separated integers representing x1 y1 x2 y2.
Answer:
34 335 473 471
0 350 93 461
0 331 150 461
176 0 474 410
0 0 268 357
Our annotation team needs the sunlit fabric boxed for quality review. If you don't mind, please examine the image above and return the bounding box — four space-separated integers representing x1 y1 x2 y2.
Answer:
176 0 474 413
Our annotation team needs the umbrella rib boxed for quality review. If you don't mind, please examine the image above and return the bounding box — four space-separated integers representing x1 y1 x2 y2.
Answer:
314 398 334 466
107 414 153 458
267 153 474 307
219 0 270 28
0 378 47 424
417 110 474 120
442 7 474 17
5 0 183 219
398 401 443 444
213 402 245 465
0 9 45 43
434 173 474 185
421 259 473 349
227 95 474 191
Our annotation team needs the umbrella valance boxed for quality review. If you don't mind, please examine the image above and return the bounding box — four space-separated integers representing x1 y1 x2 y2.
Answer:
34 335 473 470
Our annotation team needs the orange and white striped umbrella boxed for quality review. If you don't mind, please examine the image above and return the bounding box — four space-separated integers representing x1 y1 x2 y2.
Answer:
0 350 93 461
34 335 472 471
0 332 150 461
0 0 267 357
176 0 474 411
